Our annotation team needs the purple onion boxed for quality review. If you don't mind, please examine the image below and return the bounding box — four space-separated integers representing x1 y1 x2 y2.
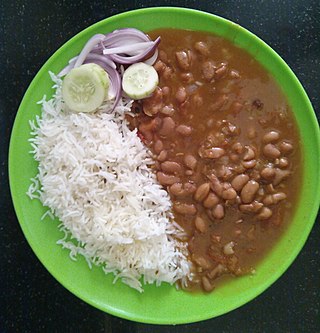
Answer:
74 34 106 68
102 41 155 56
108 36 161 64
58 28 161 109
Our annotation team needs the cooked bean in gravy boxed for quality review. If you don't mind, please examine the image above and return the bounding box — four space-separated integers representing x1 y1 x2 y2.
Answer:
128 29 302 292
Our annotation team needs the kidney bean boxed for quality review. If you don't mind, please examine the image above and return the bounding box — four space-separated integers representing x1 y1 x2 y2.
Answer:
138 117 160 134
161 161 182 174
138 120 159 142
266 183 276 193
175 51 191 70
232 142 244 154
223 242 235 255
169 183 184 196
263 192 287 205
157 172 180 186
229 69 241 79
250 169 261 182
184 154 197 170
257 207 273 220
175 86 187 104
176 124 192 136
214 63 228 79
195 216 208 233
154 60 166 73
203 192 220 208
263 130 280 143
142 87 164 116
273 168 291 186
163 66 174 80
159 117 175 136
222 188 237 200
279 141 293 154
174 202 197 215
210 94 228 112
202 60 216 81
185 170 193 176
208 174 224 197
240 180 259 204
208 264 226 279
162 86 171 98
184 182 197 194
242 159 257 169
201 276 214 292
212 204 225 219
239 201 263 213
194 41 210 56
203 147 225 159
278 157 289 168
263 143 281 159
169 182 196 197
157 150 168 162
180 72 194 83
217 165 233 181
231 174 249 192
243 146 256 161
161 105 175 116
194 183 211 202
192 254 212 269
260 167 275 180
221 121 239 136
162 87 169 97
154 140 164 154
222 182 232 190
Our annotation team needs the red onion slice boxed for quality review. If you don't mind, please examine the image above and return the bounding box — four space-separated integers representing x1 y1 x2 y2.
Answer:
108 36 161 64
58 53 116 77
74 34 106 68
58 62 75 77
143 49 159 66
102 41 155 55
92 28 151 54
85 53 116 69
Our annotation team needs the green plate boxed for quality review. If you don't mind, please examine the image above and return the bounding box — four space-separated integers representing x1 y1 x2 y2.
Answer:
9 7 320 324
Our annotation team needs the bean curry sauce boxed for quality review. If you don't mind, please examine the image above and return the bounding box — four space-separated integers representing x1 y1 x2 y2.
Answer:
128 29 302 292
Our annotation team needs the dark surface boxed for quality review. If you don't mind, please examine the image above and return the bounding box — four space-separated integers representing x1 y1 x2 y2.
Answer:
1 0 319 332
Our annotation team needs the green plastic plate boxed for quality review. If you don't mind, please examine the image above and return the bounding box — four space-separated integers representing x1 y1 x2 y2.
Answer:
9 7 320 324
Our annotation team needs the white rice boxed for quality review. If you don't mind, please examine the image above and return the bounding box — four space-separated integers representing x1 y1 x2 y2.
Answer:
27 73 190 292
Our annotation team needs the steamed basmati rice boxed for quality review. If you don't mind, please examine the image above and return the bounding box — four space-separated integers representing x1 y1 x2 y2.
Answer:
27 73 190 292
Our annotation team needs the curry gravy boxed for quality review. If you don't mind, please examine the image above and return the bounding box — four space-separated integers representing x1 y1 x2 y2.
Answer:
131 29 302 292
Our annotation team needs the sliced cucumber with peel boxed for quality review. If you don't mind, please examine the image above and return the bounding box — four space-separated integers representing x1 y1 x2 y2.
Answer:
122 62 159 99
62 63 110 113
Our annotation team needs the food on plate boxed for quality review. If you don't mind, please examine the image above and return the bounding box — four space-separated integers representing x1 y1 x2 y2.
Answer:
62 63 110 112
122 62 159 99
27 27 301 293
28 74 190 293
129 29 301 291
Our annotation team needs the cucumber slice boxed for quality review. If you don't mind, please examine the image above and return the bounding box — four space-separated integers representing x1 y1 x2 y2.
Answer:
122 62 158 99
62 63 109 113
